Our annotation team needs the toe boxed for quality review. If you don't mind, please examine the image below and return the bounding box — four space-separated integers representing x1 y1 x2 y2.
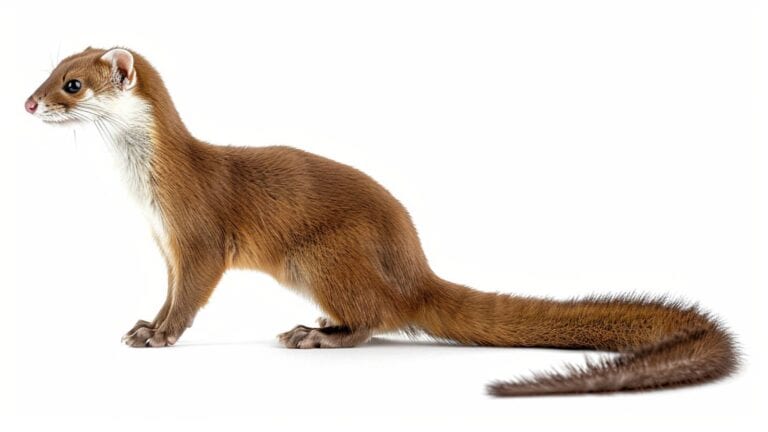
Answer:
124 319 153 337
147 333 167 347
278 325 313 348
297 330 324 349
123 326 155 348
146 331 178 348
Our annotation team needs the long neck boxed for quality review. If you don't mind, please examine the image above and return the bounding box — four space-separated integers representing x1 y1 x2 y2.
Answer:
94 88 197 260
101 55 229 253
99 53 199 206
130 52 195 150
94 91 157 207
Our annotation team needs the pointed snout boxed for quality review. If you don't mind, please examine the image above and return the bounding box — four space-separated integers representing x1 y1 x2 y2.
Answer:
25 97 38 114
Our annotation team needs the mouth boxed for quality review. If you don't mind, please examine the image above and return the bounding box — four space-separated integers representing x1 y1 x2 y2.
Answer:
27 98 86 125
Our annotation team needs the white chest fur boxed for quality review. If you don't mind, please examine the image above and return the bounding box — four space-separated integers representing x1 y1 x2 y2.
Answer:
90 92 171 259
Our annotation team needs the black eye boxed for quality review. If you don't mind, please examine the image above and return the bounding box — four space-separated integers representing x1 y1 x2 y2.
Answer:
63 79 82 94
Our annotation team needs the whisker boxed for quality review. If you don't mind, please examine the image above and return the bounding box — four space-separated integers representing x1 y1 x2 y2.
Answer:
69 111 91 123
71 104 131 129
76 102 131 127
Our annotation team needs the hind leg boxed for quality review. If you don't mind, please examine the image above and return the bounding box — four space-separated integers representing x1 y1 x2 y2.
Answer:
278 325 372 349
278 233 415 349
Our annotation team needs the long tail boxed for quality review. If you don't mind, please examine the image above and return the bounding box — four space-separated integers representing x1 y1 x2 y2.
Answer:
415 278 740 396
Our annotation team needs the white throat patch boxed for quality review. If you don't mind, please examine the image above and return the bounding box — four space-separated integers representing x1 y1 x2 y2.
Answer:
87 91 170 258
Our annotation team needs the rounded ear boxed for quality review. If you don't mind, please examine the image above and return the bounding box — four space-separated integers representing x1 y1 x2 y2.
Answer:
101 48 137 91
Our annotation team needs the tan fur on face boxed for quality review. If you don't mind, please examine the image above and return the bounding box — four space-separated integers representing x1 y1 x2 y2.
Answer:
28 47 740 396
29 47 112 121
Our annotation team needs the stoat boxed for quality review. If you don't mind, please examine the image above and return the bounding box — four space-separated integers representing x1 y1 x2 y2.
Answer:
25 47 740 396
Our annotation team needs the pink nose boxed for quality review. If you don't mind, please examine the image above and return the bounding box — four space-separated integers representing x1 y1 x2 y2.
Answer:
25 97 38 114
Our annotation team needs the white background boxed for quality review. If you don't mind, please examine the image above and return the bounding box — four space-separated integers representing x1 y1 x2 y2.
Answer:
1 0 766 430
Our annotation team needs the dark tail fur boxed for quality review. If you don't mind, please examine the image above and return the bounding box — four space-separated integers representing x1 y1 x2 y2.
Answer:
415 278 740 396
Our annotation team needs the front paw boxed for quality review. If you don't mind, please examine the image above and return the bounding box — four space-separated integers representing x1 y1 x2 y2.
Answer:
122 323 178 348
122 319 153 342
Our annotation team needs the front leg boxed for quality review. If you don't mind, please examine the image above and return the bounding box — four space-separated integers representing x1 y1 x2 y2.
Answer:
122 267 173 346
123 250 225 348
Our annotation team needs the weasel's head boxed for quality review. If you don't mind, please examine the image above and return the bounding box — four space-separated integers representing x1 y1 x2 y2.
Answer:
25 47 140 125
